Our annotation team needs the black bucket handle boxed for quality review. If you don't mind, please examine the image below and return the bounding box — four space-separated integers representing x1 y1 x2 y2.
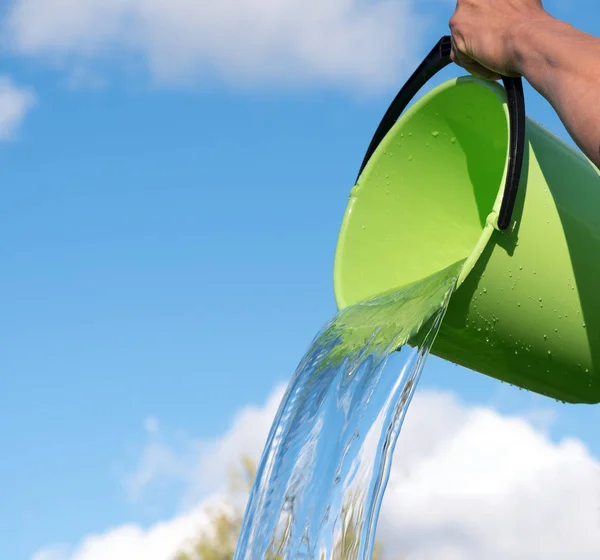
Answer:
357 36 526 231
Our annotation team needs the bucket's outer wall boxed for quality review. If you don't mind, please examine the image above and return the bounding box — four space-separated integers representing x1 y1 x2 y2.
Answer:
435 119 600 404
334 78 600 404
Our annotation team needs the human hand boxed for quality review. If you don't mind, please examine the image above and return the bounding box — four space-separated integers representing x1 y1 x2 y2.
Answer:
449 0 551 80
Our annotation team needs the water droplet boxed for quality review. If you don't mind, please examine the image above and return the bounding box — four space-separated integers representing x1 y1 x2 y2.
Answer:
586 368 590 373
548 350 552 355
431 130 440 138
483 288 487 293
515 350 518 355
544 334 547 340
583 323 587 328
400 133 404 138
450 137 457 144
361 225 366 230
539 298 543 302
519 265 523 270
408 132 413 137
408 155 413 161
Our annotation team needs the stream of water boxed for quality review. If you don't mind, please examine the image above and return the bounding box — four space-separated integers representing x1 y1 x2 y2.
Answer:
234 261 463 560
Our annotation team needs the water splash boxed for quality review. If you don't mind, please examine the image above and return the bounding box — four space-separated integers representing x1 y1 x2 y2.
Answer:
234 262 462 560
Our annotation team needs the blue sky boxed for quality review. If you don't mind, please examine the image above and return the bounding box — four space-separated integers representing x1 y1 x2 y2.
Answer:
1 1 600 559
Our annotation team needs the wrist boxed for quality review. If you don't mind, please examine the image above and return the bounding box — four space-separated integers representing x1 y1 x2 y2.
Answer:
510 14 570 80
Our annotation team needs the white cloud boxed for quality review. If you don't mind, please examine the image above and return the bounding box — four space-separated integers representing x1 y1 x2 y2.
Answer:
144 416 160 436
191 385 287 502
3 0 427 91
33 387 600 560
121 385 286 507
35 503 218 560
31 546 70 560
0 76 36 140
122 439 191 503
380 393 600 559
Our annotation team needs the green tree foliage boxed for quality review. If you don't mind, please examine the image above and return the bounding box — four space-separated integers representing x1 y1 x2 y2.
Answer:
175 456 386 560
174 457 255 560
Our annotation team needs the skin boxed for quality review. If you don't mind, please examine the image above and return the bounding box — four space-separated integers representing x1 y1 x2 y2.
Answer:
450 0 600 168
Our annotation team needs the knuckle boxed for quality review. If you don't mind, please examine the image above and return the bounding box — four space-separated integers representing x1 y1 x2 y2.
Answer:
449 15 463 34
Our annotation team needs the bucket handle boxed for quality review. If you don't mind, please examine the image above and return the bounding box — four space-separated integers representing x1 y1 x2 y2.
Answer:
357 35 525 231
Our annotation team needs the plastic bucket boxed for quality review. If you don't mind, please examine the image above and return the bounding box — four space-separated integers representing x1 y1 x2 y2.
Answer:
334 72 600 404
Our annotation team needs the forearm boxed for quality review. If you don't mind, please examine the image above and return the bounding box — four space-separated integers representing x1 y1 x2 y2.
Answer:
514 16 600 167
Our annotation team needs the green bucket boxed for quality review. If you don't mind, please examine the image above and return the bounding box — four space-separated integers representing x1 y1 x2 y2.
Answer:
334 37 600 404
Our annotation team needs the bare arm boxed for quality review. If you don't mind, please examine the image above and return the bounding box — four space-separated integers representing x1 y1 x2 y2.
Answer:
450 0 600 168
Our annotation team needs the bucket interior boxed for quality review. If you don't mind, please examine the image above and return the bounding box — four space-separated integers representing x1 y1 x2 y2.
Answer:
334 77 510 308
